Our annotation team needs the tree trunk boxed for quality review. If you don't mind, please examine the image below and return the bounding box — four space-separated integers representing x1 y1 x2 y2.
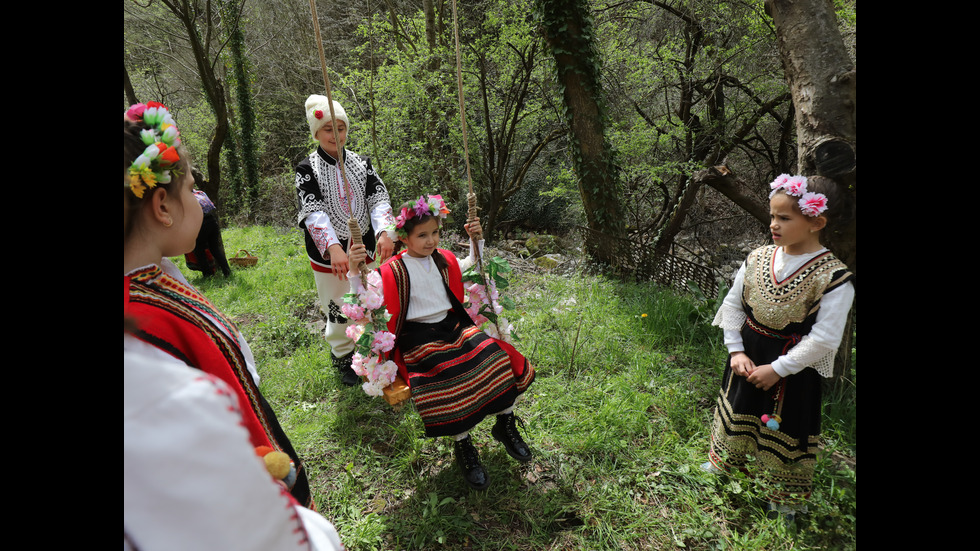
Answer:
161 0 230 212
765 0 856 385
224 0 259 218
537 0 624 266
765 0 855 264
123 62 138 106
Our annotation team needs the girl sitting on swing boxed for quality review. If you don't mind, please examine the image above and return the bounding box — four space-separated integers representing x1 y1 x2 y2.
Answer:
347 194 535 491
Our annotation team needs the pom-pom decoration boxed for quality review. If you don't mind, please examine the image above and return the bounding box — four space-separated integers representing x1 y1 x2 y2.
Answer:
761 413 782 431
254 446 297 488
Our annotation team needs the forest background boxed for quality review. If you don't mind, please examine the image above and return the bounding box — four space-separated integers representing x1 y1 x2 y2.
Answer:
124 0 856 548
122 0 855 285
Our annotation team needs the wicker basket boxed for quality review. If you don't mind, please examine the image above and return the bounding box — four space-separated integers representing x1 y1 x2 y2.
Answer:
230 249 258 268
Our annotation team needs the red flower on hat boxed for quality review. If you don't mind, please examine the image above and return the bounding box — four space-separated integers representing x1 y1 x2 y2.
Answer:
315 109 323 119
146 101 167 110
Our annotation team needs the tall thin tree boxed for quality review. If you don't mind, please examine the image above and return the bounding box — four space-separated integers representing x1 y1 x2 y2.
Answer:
536 0 625 266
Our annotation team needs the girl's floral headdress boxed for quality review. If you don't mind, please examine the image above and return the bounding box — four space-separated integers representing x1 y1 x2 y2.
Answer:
394 194 451 239
768 174 828 217
125 102 182 199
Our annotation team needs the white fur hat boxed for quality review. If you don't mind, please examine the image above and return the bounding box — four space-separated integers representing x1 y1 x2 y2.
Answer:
305 95 349 140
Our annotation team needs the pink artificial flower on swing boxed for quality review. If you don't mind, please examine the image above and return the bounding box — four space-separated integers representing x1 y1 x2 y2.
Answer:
371 331 396 354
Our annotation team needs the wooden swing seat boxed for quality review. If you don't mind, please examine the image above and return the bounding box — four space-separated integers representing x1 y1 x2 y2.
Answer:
382 375 412 408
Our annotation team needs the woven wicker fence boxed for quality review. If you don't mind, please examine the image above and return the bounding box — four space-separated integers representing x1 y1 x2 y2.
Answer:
577 227 720 299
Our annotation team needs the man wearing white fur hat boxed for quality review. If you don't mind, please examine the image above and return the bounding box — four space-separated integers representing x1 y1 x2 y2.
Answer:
295 95 396 386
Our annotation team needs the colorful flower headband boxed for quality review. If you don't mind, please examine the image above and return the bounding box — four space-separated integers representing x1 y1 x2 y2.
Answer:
768 174 828 217
394 194 451 239
125 102 182 199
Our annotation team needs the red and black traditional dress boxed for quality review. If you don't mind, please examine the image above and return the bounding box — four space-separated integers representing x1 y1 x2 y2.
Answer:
707 245 854 503
377 249 535 438
124 261 313 509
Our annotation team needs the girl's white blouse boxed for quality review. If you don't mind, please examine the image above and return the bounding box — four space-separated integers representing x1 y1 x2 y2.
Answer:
349 240 482 324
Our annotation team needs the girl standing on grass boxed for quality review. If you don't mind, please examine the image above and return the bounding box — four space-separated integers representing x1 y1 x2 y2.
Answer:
347 194 535 491
123 102 313 509
702 174 855 522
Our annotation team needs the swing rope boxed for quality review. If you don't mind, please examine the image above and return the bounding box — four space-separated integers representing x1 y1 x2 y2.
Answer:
450 0 478 237
304 1 502 406
450 0 502 336
308 0 370 278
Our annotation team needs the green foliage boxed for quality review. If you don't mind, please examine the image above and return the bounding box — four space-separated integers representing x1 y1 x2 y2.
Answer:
170 100 217 176
463 255 512 290
346 0 565 237
126 0 855 271
461 256 519 327
687 279 729 331
502 173 581 232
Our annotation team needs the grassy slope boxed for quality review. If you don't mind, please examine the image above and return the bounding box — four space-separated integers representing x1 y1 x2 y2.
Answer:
180 225 856 551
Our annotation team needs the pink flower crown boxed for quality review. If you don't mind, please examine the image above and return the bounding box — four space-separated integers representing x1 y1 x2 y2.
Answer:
125 102 182 199
768 174 828 217
394 194 451 238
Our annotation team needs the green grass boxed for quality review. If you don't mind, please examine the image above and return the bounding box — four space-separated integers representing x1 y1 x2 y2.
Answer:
175 225 857 550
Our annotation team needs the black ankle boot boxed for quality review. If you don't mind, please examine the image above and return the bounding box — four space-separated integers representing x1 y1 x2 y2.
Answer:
491 413 532 462
333 352 359 387
453 436 489 490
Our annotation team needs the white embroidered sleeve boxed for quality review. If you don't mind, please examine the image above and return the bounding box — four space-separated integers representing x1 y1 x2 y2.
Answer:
370 201 396 241
304 211 341 257
457 240 485 273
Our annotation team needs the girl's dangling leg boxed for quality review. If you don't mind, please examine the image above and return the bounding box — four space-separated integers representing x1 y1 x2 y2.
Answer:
492 411 532 462
452 433 489 490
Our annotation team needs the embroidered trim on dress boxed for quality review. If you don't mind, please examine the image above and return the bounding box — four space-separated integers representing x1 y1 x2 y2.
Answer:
295 149 390 238
744 245 848 331
128 268 274 440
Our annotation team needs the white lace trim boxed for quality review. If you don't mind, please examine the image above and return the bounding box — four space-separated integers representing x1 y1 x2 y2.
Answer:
788 337 836 378
712 303 746 331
